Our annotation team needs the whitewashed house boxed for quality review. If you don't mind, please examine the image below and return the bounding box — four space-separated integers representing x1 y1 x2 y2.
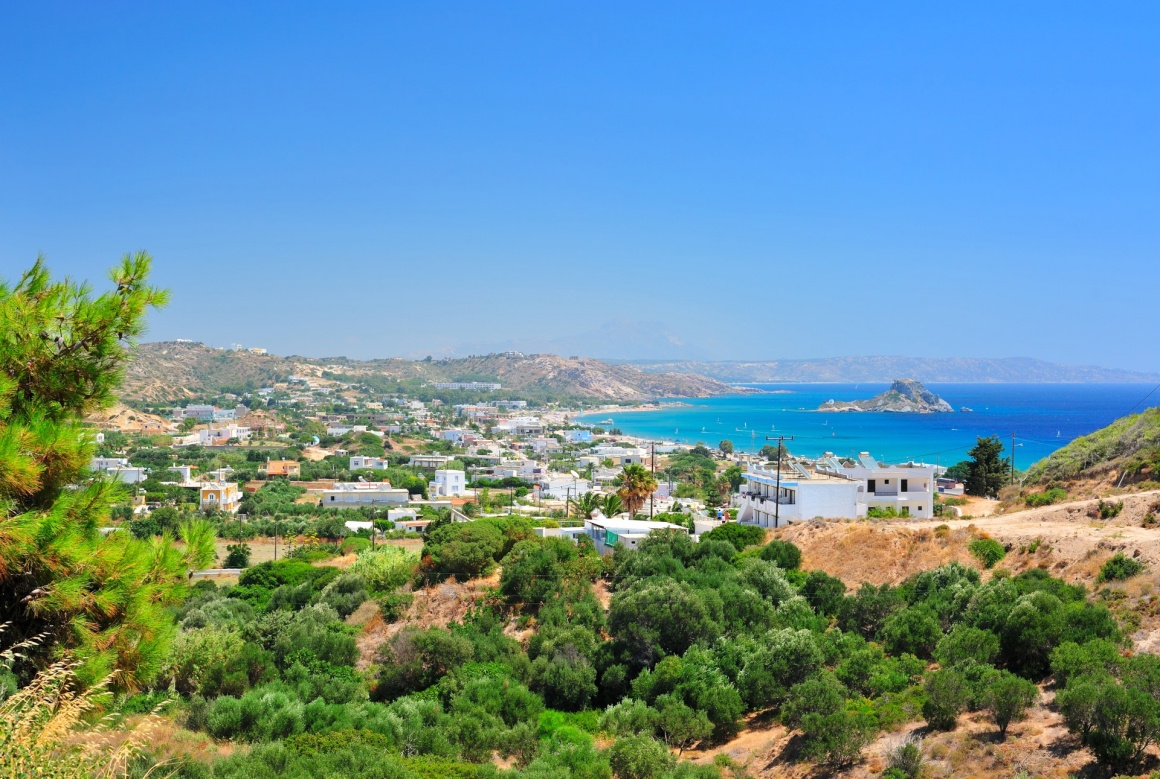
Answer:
430 469 466 498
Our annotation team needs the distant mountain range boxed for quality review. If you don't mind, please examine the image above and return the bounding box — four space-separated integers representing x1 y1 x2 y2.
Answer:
120 342 745 403
621 357 1160 384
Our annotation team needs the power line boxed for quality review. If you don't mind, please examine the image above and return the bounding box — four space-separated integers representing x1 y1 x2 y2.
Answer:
1123 381 1160 418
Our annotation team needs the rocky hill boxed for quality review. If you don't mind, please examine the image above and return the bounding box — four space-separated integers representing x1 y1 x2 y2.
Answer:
120 342 745 403
1025 406 1160 485
629 356 1160 383
818 378 954 413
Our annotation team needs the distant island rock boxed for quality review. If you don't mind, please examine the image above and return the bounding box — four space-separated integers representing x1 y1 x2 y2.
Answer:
818 379 954 413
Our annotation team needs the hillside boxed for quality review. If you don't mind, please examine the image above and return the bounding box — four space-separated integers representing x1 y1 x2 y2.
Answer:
818 378 954 413
629 356 1160 383
121 341 745 402
1025 406 1160 485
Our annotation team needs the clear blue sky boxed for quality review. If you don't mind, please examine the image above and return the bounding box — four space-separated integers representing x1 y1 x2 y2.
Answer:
2 3 1158 369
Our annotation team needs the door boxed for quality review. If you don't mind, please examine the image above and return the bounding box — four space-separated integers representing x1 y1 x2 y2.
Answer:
901 479 908 493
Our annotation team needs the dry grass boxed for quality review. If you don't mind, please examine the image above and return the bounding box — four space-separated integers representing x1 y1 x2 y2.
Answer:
0 654 168 778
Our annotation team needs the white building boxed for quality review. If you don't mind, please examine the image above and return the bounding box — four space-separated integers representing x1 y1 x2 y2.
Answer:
197 424 252 445
432 381 501 391
736 452 938 526
591 445 647 466
539 474 591 500
585 516 689 555
167 465 199 486
431 469 466 498
439 429 474 447
530 437 562 454
563 429 593 444
350 455 391 471
316 482 411 506
834 452 936 519
90 457 148 484
496 417 544 437
737 464 862 527
410 454 455 469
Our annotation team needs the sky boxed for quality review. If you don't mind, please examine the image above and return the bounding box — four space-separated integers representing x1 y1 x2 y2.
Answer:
2 3 1159 369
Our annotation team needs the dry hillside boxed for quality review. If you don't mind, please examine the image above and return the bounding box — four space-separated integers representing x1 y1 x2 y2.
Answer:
120 341 744 402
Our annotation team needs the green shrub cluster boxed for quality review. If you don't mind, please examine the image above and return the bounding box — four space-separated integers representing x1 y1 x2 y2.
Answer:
1025 487 1068 507
968 537 1006 568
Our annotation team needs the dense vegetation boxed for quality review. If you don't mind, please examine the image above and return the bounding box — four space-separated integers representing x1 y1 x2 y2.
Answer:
100 513 1151 778
1025 406 1160 485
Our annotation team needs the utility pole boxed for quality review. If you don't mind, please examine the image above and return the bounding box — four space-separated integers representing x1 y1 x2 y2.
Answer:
764 435 795 529
650 442 656 520
1009 433 1022 486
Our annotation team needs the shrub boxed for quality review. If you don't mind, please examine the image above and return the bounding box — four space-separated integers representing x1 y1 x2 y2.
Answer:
1097 499 1124 519
1025 488 1068 507
379 592 414 622
885 735 924 778
319 572 370 618
968 538 1006 569
922 670 968 730
1098 553 1144 582
607 735 675 779
758 539 802 570
223 543 252 569
701 522 764 550
351 545 419 593
980 670 1039 738
880 606 942 659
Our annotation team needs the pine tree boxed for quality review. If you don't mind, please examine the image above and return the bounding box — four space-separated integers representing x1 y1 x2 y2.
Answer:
0 254 213 689
965 436 1009 498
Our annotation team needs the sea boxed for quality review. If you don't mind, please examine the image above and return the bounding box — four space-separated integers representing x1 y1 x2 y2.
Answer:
576 383 1160 468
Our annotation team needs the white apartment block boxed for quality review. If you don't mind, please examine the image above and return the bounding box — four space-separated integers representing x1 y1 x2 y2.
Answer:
737 452 937 526
834 452 936 519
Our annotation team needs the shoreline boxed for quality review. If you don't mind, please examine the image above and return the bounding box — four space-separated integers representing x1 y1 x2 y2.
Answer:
574 402 692 419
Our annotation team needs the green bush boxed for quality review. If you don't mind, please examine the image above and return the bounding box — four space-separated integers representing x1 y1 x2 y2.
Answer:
379 591 414 622
758 539 802 570
352 545 419 592
319 572 370 618
702 522 764 550
1025 487 1068 507
223 543 252 568
922 670 968 730
968 538 1006 569
1098 553 1144 582
1097 499 1124 519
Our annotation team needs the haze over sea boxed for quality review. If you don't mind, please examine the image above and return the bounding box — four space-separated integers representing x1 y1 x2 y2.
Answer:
579 384 1160 468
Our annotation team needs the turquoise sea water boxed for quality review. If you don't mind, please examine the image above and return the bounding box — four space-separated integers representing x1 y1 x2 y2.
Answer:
577 383 1160 467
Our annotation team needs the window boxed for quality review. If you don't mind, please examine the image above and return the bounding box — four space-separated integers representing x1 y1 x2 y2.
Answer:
901 479 908 493
918 506 923 511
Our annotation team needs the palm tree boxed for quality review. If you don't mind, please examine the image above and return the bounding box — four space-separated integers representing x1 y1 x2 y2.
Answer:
600 493 624 517
572 491 602 518
616 463 658 516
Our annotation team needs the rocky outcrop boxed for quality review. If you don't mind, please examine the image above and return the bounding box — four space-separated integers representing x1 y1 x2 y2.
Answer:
818 379 954 413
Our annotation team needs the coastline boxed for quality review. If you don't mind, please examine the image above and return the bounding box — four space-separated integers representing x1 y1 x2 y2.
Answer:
575 402 692 419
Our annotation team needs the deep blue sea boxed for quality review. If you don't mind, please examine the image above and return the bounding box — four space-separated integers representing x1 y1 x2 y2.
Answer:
577 384 1160 468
